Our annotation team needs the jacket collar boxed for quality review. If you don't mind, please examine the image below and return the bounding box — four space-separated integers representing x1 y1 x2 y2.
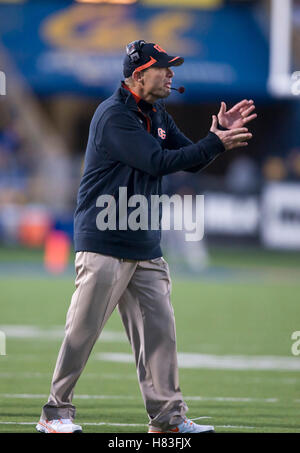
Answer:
116 82 157 114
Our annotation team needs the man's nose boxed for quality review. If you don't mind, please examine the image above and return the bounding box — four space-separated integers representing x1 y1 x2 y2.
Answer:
166 67 174 78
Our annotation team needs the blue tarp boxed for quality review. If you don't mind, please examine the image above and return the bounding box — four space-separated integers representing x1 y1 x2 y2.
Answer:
0 1 270 101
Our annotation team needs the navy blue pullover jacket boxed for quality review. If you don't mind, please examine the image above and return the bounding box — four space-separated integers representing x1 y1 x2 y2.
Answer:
74 83 226 260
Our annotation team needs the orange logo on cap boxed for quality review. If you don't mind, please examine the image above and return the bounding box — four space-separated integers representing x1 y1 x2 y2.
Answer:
158 128 166 139
154 44 167 53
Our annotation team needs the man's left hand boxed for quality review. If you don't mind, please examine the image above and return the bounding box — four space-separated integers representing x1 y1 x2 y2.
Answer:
217 99 257 130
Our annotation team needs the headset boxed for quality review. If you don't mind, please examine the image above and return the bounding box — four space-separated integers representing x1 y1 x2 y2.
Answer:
126 40 146 63
125 40 185 94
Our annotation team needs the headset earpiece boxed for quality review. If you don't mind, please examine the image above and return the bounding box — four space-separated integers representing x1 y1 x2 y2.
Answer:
126 40 146 63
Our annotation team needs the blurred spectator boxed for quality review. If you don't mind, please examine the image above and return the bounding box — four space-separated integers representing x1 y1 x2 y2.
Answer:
286 147 300 181
262 156 287 181
0 115 36 206
19 204 52 248
225 156 261 193
0 203 22 245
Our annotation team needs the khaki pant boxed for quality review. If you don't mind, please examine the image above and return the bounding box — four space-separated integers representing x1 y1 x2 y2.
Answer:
41 252 188 430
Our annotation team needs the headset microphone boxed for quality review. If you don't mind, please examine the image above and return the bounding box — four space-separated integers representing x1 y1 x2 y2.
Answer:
171 86 185 94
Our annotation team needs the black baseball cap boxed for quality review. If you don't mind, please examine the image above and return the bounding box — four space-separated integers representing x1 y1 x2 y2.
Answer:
123 40 184 78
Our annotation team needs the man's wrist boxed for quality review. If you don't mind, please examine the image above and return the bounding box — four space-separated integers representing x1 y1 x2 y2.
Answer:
217 121 229 131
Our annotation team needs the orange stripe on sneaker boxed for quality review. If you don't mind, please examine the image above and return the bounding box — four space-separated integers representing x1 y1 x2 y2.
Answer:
39 421 73 434
39 421 58 433
148 426 180 433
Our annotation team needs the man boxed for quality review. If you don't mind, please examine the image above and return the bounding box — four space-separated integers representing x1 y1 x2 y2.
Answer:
36 40 256 434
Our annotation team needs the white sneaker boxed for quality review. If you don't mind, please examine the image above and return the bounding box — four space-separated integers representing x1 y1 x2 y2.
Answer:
36 418 82 433
148 418 215 433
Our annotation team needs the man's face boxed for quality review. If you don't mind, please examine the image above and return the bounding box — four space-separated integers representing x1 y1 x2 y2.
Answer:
140 66 174 100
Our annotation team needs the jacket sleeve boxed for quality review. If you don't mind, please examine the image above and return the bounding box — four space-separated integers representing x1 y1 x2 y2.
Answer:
99 109 225 177
165 112 225 173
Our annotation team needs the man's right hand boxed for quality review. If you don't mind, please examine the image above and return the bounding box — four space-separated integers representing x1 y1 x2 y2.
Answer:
210 115 252 151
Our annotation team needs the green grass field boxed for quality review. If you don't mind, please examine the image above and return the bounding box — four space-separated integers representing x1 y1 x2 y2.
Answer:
0 246 300 433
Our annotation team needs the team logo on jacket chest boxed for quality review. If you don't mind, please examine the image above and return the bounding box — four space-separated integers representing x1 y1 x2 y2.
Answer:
158 128 166 139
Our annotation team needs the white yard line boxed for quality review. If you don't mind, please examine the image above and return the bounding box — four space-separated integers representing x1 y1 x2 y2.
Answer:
185 396 278 403
2 325 300 371
0 421 145 427
0 422 36 425
96 352 300 371
0 373 296 385
0 394 136 400
0 372 137 380
0 372 50 378
0 393 280 403
217 425 255 429
0 420 255 429
0 325 126 343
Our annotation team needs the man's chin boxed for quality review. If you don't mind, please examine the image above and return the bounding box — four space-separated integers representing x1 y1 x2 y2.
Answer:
158 88 171 99
148 88 170 101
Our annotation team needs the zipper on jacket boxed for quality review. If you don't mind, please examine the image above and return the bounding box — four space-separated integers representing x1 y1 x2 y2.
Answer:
137 107 151 133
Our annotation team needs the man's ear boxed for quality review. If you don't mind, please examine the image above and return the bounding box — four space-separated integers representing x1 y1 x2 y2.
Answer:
132 70 144 84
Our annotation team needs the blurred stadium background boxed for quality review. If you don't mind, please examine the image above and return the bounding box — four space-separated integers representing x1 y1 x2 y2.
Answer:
0 0 300 433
